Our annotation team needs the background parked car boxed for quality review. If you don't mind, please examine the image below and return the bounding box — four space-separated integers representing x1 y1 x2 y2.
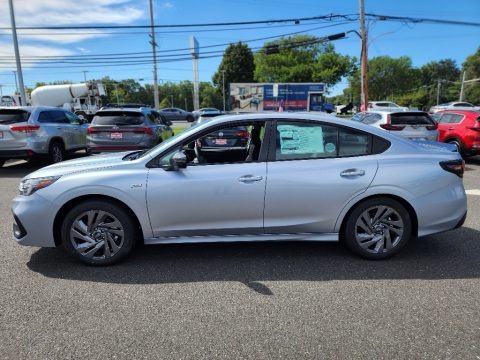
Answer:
429 101 480 113
0 106 87 167
435 110 480 157
351 110 438 141
192 107 222 120
159 107 195 122
368 101 408 111
86 107 173 154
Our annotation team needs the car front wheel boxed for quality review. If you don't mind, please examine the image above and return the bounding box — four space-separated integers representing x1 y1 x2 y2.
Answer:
61 200 137 265
343 197 412 259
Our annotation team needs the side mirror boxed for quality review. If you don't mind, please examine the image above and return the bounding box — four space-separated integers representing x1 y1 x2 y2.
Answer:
169 151 187 170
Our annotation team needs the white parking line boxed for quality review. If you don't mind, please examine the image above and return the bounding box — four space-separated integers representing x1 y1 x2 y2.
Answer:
466 189 480 196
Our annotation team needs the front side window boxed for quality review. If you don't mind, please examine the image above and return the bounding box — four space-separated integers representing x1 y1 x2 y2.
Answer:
65 112 81 125
156 121 266 168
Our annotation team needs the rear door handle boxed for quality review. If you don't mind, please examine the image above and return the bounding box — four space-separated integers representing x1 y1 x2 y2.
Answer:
340 169 365 177
238 175 263 183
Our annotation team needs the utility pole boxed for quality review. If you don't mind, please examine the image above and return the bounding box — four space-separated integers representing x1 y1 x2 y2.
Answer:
222 70 226 112
436 80 441 105
8 0 26 106
459 71 466 101
359 0 368 111
149 0 160 109
82 71 88 83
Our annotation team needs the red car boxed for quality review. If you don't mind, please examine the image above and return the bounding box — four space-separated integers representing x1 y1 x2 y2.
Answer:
435 110 480 157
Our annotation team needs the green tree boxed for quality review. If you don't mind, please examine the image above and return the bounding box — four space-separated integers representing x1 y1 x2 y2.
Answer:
462 47 480 104
348 56 418 101
212 42 255 89
254 35 355 90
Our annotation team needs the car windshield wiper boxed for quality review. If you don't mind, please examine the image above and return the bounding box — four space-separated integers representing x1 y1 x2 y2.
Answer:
122 150 146 161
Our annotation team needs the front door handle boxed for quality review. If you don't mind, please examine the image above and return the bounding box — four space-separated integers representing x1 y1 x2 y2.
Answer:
238 175 263 183
340 169 365 177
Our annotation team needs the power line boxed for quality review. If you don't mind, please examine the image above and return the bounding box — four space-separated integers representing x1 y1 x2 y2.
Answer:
0 14 357 30
365 13 480 27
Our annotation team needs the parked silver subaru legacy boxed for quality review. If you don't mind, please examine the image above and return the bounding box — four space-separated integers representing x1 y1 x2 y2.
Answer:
0 106 88 167
11 113 467 265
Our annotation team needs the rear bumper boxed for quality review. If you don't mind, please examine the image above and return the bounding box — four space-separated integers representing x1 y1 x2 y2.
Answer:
0 149 37 159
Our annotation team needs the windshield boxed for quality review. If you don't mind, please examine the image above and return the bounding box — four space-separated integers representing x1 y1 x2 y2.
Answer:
92 111 145 125
0 109 30 124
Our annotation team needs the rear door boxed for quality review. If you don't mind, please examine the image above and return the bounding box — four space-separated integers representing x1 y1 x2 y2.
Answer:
264 120 378 234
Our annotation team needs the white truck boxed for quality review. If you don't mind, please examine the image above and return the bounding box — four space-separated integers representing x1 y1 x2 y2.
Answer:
30 82 107 120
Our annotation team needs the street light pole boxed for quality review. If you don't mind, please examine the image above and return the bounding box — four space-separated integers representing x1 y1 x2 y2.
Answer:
359 0 368 111
170 95 174 107
13 71 18 94
82 71 88 83
149 0 160 109
8 0 27 106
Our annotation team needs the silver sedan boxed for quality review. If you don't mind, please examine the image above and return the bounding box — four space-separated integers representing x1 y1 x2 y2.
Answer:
11 113 467 265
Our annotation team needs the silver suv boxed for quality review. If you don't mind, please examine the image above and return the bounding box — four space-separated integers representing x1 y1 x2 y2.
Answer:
86 107 174 154
0 106 88 167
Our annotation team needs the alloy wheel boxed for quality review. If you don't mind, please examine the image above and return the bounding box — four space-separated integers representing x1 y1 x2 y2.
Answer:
70 210 125 260
354 205 404 254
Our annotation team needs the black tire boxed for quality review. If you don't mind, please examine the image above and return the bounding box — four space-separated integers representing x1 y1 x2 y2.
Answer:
0 159 5 168
342 197 412 260
49 141 65 163
447 139 464 157
186 115 194 122
60 200 137 266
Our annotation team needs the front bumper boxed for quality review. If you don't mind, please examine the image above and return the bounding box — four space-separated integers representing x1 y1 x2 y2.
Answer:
11 193 58 247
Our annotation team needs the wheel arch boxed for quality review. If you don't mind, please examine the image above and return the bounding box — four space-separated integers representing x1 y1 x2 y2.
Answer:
53 194 144 247
338 194 418 241
49 136 65 149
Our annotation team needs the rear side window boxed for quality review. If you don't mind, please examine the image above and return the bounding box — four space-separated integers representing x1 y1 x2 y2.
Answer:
92 111 145 126
390 113 434 125
440 114 464 124
339 128 370 157
360 113 382 125
0 109 30 124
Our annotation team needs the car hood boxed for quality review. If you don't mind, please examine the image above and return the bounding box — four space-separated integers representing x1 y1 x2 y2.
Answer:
23 152 139 180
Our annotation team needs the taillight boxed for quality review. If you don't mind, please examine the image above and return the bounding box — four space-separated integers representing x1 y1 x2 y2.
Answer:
10 125 40 133
141 127 153 135
380 114 404 131
86 127 98 134
235 130 250 138
440 159 465 178
380 124 405 131
426 123 438 130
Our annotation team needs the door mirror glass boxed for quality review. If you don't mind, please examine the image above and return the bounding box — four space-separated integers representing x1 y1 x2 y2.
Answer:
169 151 187 170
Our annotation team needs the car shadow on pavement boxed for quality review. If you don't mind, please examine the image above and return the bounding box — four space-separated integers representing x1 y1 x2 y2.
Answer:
27 226 480 294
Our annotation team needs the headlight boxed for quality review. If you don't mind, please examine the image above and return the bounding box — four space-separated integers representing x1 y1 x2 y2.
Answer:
19 176 61 196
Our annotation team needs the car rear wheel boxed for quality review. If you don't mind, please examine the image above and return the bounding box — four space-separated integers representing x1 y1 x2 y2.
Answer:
343 197 412 259
49 141 65 163
186 115 194 122
447 139 464 156
61 200 137 265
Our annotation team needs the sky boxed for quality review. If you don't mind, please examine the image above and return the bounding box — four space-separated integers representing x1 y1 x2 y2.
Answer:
0 0 479 99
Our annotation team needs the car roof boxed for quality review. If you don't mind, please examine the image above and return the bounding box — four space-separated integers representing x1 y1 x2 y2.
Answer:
0 106 66 111
436 109 480 115
96 107 151 114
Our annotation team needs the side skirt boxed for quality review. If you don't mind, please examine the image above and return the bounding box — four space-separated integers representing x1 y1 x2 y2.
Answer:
144 233 339 245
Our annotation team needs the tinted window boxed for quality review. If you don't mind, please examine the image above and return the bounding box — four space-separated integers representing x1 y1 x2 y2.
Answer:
360 113 382 125
390 113 434 125
92 111 145 126
454 103 474 107
448 114 464 124
339 128 370 157
0 109 30 124
275 122 338 160
65 112 81 124
50 110 69 124
38 111 52 123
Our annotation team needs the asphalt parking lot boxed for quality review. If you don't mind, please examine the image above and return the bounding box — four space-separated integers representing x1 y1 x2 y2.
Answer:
1 155 479 360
